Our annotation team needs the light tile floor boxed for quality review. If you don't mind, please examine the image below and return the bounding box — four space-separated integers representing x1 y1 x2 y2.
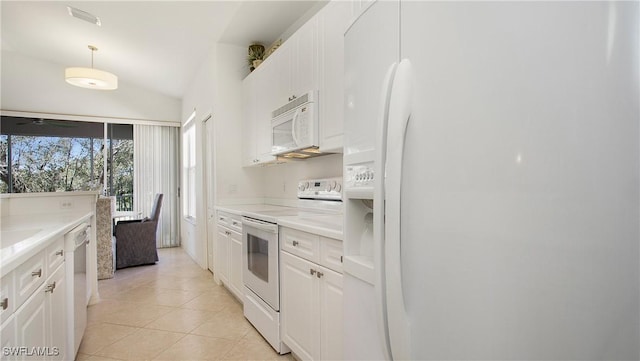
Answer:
77 247 295 361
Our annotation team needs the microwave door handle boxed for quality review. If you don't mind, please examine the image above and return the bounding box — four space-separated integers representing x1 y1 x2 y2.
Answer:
291 109 302 146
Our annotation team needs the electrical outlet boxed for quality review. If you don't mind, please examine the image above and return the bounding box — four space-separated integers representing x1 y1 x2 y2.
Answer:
229 184 237 194
60 200 73 209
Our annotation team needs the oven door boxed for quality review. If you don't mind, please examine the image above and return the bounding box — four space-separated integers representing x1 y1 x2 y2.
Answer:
242 217 280 311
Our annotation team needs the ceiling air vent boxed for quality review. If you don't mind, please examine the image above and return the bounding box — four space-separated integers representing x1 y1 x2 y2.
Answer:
67 6 101 26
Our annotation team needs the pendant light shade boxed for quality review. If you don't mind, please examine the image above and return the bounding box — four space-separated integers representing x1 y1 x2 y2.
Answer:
65 45 118 90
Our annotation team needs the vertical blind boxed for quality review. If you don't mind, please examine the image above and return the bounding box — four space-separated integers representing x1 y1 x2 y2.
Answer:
133 124 180 248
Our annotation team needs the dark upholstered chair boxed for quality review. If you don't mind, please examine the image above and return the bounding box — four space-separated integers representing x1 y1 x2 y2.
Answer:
115 194 163 269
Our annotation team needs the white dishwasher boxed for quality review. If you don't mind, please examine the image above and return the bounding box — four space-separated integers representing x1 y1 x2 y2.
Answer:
65 223 90 359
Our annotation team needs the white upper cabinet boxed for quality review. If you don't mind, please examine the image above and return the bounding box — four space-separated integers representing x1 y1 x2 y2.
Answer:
269 17 319 108
270 40 293 109
242 74 257 167
242 67 276 167
318 0 352 152
292 17 319 101
241 0 351 163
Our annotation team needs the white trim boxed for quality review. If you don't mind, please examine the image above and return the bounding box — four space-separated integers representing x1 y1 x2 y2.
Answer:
183 109 197 127
1 109 181 127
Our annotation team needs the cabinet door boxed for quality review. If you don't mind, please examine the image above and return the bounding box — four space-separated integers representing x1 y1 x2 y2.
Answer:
216 226 230 285
0 316 16 358
0 272 14 325
257 56 281 120
242 75 257 166
319 0 352 152
319 267 343 361
293 17 319 98
228 230 244 301
252 68 276 163
272 40 293 106
280 251 319 360
15 283 47 360
47 265 66 360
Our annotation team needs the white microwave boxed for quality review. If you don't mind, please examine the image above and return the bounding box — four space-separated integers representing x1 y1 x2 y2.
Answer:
271 91 321 158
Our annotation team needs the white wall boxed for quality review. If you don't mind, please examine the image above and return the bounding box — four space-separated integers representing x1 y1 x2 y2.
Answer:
180 45 215 268
1 50 181 123
181 42 266 269
213 43 264 203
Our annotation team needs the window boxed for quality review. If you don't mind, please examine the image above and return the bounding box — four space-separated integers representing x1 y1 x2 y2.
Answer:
182 112 196 220
1 117 133 212
107 124 134 211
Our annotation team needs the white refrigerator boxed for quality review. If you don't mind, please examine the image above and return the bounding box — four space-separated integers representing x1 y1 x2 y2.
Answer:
342 1 639 360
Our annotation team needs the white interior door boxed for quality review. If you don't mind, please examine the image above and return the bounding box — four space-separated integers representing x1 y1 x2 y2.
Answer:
203 116 216 273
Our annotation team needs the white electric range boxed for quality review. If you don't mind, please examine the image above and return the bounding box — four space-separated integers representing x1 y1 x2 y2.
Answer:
241 177 342 354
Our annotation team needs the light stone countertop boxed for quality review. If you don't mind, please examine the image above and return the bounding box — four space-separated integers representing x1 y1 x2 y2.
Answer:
1 211 94 277
277 214 343 240
215 203 343 240
215 204 293 216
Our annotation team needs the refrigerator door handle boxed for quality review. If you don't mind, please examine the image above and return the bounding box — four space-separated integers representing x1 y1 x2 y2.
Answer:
384 58 413 361
374 60 398 360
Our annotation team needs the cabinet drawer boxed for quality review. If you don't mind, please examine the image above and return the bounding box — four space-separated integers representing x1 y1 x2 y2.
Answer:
46 237 65 277
0 272 15 324
217 212 243 233
15 251 46 309
280 227 319 263
228 216 243 234
319 237 343 273
217 212 231 228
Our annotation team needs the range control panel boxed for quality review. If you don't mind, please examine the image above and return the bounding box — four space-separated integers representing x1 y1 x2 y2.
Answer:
297 177 342 201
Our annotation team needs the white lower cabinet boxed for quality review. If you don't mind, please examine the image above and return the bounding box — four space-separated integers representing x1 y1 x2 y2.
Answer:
319 268 343 361
228 232 243 299
14 263 66 361
216 226 230 285
2 238 69 361
281 251 318 361
280 227 343 361
47 265 66 361
216 212 244 301
15 285 46 358
0 315 16 354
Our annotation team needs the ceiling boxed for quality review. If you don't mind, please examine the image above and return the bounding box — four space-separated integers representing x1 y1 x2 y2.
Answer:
1 1 323 99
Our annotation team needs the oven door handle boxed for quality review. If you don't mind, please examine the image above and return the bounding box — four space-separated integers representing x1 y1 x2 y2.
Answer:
242 218 278 233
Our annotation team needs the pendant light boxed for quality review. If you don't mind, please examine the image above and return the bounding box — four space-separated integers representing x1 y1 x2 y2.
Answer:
65 45 118 90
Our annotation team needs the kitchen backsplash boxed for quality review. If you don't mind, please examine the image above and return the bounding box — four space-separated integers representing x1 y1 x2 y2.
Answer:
262 153 343 200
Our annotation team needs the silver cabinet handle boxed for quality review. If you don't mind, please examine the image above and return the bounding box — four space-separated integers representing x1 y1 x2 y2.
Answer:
310 269 316 275
31 269 42 278
0 298 7 310
340 256 343 263
292 240 299 247
218 217 225 222
316 271 324 279
55 250 64 256
45 281 56 293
